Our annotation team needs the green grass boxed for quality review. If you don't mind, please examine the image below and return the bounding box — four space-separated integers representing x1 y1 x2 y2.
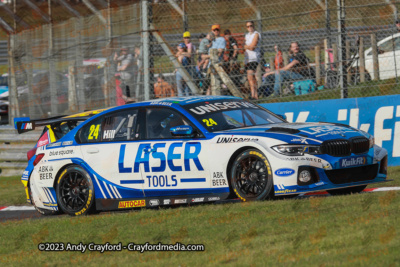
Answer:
0 176 28 206
0 167 399 265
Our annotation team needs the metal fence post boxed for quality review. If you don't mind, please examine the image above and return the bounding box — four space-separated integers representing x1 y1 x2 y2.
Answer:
371 33 380 81
337 0 347 99
48 0 58 115
359 37 365 83
142 0 150 101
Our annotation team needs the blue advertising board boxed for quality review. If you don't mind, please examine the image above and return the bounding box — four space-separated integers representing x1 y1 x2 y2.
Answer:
261 95 400 166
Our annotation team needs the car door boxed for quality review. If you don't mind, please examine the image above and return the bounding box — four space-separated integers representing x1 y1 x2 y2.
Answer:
140 106 211 199
79 108 145 200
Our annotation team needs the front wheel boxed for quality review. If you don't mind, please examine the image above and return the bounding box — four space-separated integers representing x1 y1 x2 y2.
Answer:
327 185 367 196
230 149 273 201
56 165 96 216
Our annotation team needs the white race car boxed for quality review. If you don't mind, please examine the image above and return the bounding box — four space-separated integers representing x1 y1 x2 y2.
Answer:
16 96 388 216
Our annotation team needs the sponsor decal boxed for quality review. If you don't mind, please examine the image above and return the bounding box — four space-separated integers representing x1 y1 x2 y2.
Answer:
62 141 73 146
149 199 160 206
174 199 187 204
145 175 177 187
290 138 308 144
118 200 146 209
38 165 54 180
340 157 366 168
315 182 324 186
163 199 171 205
150 101 173 106
286 157 322 163
49 149 74 156
208 196 220 201
275 189 297 194
191 197 205 203
47 142 61 148
212 172 227 187
274 168 295 177
119 142 204 173
301 126 355 136
103 130 116 139
216 136 259 144
189 101 258 115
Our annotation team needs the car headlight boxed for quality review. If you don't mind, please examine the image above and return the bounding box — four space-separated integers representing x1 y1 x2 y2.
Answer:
369 135 374 149
272 145 322 156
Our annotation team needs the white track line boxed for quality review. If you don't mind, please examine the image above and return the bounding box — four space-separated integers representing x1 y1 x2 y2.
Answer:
0 206 36 211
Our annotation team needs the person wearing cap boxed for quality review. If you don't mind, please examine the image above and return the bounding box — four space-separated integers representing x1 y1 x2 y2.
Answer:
257 63 275 98
210 24 226 62
113 46 135 98
183 31 196 58
175 43 191 96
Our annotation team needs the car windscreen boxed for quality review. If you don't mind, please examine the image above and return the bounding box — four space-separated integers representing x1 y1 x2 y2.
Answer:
184 99 284 132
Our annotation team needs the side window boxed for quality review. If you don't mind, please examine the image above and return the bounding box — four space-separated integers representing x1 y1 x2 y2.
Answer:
78 117 103 143
378 40 393 54
102 109 139 142
146 108 190 139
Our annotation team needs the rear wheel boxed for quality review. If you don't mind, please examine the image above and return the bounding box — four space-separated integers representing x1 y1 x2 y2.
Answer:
327 185 367 195
56 165 95 216
230 149 273 201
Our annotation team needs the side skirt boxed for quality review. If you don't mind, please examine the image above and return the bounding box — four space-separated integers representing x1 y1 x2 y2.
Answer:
95 193 230 211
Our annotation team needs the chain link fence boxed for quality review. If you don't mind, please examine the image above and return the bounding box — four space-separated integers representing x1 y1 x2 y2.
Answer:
3 0 400 122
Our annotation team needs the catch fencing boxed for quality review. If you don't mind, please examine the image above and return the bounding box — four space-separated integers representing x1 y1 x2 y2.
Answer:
2 0 400 121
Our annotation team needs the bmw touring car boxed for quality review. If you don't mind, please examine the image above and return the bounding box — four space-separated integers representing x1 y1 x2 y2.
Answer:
15 96 388 216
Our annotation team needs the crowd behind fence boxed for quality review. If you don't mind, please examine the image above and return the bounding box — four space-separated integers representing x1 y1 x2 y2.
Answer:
2 0 400 122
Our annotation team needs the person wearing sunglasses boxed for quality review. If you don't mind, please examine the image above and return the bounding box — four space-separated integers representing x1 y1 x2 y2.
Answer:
244 21 261 100
210 24 226 62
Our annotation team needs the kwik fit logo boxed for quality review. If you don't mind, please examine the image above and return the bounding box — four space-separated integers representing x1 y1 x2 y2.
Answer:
340 157 366 168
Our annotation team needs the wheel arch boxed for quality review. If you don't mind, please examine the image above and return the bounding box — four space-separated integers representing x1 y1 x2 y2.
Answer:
52 163 76 190
226 146 259 189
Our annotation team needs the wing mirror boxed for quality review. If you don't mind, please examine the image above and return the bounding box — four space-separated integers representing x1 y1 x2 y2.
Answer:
170 125 193 136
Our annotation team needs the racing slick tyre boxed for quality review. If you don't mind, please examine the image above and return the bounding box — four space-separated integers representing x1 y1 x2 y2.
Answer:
230 149 273 201
56 165 96 216
28 183 58 216
327 185 367 196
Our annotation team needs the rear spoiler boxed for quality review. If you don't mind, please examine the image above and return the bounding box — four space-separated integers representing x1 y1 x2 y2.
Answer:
14 115 91 134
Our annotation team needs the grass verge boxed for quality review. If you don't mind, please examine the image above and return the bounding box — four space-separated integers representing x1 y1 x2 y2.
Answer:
0 167 399 265
0 187 399 265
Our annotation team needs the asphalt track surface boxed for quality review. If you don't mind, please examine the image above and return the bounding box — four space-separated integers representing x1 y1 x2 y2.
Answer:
1 187 400 223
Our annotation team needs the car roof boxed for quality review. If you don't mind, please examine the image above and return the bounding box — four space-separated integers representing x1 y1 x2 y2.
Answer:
138 95 242 106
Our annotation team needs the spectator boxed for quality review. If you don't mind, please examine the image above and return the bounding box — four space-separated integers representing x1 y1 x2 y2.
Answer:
183 31 196 59
197 32 215 71
396 20 400 32
210 24 226 62
269 41 310 96
154 74 175 98
206 24 226 95
115 73 135 106
198 33 206 43
258 63 275 97
114 46 134 97
223 29 240 88
223 29 238 62
274 45 284 70
175 43 191 96
244 20 262 100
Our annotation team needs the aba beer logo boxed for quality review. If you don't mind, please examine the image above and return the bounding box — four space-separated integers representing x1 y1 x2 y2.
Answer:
340 157 366 168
